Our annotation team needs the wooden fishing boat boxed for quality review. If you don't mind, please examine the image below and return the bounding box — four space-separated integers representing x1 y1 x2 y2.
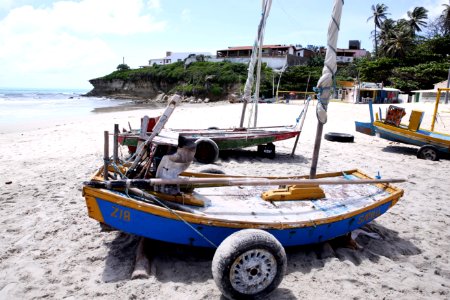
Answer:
119 124 302 163
355 88 450 161
83 116 405 298
82 1 406 298
83 167 404 248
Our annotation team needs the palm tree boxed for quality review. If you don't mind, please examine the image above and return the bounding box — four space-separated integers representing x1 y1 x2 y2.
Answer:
406 7 428 37
378 18 396 45
379 26 414 58
441 1 450 36
367 4 390 57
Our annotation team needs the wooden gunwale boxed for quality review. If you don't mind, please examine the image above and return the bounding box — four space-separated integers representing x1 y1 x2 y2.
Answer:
83 169 404 230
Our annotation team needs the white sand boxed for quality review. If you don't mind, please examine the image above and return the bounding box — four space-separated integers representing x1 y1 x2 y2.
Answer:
1 100 449 299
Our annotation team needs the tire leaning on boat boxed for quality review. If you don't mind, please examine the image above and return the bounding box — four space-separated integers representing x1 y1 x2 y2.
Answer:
212 229 287 299
194 138 219 164
417 145 439 161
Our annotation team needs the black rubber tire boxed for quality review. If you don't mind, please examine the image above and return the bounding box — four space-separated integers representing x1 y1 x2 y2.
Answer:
212 229 287 300
195 138 219 164
324 132 354 143
199 168 225 174
417 145 439 161
257 143 276 159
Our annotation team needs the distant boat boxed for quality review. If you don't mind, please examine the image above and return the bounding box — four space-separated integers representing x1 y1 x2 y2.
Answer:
355 88 450 161
118 110 308 164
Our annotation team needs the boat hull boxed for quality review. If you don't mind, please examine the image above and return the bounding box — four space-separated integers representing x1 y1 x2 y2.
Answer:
374 121 450 154
119 127 300 153
83 170 403 248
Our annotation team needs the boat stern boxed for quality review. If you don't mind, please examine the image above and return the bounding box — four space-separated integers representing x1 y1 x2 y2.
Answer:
82 186 105 224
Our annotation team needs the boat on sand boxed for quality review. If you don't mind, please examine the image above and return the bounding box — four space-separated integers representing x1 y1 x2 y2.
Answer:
82 1 406 298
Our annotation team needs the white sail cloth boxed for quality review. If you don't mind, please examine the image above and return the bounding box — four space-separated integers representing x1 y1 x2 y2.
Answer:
242 0 272 104
316 0 343 124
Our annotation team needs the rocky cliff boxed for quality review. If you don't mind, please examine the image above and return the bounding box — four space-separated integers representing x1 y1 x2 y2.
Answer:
85 77 241 103
85 78 176 101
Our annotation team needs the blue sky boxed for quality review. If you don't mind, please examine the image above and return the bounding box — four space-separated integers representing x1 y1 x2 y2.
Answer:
0 0 447 90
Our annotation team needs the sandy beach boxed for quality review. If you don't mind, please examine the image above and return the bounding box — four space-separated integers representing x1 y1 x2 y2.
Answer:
1 99 449 299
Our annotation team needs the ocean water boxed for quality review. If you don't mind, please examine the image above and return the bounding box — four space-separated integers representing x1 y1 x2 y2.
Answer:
0 87 133 133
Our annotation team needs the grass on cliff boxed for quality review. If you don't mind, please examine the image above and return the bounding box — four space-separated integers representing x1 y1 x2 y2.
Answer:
96 61 324 98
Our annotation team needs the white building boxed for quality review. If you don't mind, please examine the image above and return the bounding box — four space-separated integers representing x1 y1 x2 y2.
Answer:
149 51 212 65
411 80 449 102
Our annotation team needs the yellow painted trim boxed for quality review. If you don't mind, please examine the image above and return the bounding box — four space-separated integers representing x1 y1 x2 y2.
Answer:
84 193 104 223
374 121 450 148
262 185 325 201
83 169 404 230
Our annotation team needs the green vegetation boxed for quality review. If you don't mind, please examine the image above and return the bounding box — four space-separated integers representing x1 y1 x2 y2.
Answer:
351 3 450 92
97 61 253 99
94 3 450 99
116 63 130 71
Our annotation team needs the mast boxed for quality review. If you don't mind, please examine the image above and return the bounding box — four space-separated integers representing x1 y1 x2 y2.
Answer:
239 0 272 128
309 0 344 178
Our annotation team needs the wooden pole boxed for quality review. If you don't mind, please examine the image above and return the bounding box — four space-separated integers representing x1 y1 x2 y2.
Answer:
290 99 311 157
87 176 406 189
126 95 180 176
309 0 343 179
431 89 442 131
103 131 109 181
445 67 449 104
113 124 119 164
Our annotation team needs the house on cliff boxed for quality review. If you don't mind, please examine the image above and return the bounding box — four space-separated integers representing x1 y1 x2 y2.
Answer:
149 51 212 66
215 44 314 69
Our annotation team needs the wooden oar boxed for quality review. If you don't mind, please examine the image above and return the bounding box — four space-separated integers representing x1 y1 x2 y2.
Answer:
84 176 406 190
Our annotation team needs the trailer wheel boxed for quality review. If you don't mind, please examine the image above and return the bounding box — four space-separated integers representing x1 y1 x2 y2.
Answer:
212 229 286 299
417 145 439 161
257 143 276 159
324 132 354 143
195 138 219 164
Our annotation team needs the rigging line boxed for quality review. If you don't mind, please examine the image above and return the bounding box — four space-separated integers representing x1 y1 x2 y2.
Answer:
135 193 218 248
275 0 304 29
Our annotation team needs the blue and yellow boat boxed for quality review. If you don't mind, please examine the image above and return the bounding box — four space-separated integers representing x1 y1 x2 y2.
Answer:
83 167 404 248
82 91 405 298
355 88 450 161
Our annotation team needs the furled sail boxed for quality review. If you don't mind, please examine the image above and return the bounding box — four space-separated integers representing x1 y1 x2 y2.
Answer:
310 0 344 178
239 0 272 128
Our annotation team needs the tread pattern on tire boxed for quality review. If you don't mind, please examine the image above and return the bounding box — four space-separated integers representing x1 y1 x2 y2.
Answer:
212 229 287 300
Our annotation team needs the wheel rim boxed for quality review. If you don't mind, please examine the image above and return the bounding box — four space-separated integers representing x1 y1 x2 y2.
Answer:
229 249 277 295
422 148 437 160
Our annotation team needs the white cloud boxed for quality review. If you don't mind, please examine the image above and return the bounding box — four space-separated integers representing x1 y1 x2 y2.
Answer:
147 0 161 10
0 0 166 36
0 0 167 88
0 0 14 11
425 0 449 19
181 8 191 22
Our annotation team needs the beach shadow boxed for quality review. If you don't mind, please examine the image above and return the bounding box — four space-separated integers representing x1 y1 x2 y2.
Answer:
100 222 420 297
381 145 449 160
381 145 418 156
218 149 309 164
217 288 297 300
102 232 140 283
285 222 421 275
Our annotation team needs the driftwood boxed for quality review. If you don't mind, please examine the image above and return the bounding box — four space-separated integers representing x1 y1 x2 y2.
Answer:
131 238 151 280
